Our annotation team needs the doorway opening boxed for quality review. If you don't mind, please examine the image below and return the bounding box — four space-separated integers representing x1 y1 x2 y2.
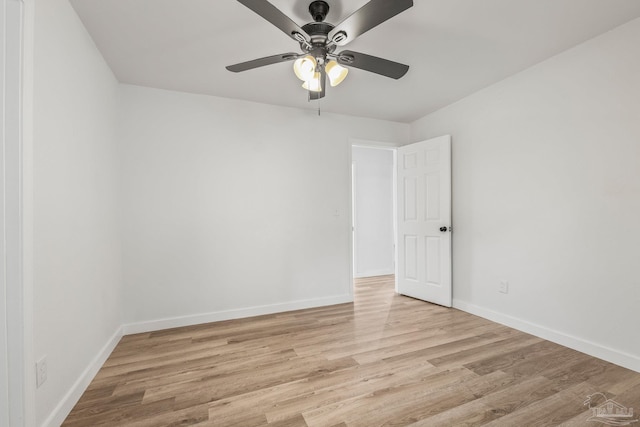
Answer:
350 136 453 307
350 144 397 290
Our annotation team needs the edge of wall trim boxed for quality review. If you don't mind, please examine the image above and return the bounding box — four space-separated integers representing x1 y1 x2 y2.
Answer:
122 294 354 335
42 326 123 427
453 299 640 373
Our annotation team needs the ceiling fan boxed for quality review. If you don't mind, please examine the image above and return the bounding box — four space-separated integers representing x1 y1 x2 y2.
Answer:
226 0 413 100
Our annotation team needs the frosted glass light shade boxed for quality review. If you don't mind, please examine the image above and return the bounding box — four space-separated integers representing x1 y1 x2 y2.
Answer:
325 60 348 87
302 72 322 92
293 56 317 81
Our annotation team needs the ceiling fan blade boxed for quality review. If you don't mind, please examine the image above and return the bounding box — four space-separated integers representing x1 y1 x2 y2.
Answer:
337 50 409 79
236 0 311 43
226 52 300 73
309 70 326 100
328 0 413 46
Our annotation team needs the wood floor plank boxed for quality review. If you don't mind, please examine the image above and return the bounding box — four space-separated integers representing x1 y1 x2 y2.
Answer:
63 275 640 426
145 356 359 406
263 362 444 423
480 381 600 427
411 375 559 426
301 367 481 426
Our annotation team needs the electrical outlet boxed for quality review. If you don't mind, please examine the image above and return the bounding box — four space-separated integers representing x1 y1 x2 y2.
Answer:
499 280 509 294
36 356 47 388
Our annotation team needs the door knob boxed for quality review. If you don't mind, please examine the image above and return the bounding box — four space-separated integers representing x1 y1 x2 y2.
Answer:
440 226 451 232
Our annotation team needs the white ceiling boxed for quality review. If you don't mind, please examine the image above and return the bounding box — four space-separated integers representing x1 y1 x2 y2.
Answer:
69 0 640 123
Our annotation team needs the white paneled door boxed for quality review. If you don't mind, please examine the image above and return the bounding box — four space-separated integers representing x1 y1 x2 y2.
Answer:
397 136 452 307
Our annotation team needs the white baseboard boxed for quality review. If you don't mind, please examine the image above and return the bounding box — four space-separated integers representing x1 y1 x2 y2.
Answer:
453 299 640 373
123 294 353 335
354 269 395 279
42 326 123 427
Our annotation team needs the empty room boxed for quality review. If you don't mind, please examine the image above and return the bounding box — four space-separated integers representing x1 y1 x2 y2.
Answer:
2 0 640 426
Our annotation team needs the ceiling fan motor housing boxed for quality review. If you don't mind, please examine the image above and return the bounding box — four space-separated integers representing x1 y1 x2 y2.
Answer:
309 1 330 22
299 22 336 67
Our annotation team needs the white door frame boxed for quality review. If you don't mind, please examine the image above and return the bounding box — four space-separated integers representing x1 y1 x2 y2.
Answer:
348 138 400 290
2 0 34 425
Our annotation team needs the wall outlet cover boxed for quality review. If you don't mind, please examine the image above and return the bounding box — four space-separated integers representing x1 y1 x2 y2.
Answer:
36 356 47 388
499 280 509 294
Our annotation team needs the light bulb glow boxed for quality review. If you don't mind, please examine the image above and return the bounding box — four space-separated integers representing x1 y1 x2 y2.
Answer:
325 60 348 87
293 56 317 81
302 72 322 92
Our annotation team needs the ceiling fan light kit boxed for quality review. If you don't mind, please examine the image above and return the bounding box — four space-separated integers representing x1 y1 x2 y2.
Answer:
227 0 413 100
301 72 323 92
325 60 348 87
293 55 317 81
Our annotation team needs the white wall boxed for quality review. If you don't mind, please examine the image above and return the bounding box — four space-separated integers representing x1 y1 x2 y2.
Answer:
352 147 395 278
118 85 409 330
411 18 640 371
32 0 122 424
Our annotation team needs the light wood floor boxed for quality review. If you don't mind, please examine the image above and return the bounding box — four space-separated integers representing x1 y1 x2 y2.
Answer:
63 275 640 426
